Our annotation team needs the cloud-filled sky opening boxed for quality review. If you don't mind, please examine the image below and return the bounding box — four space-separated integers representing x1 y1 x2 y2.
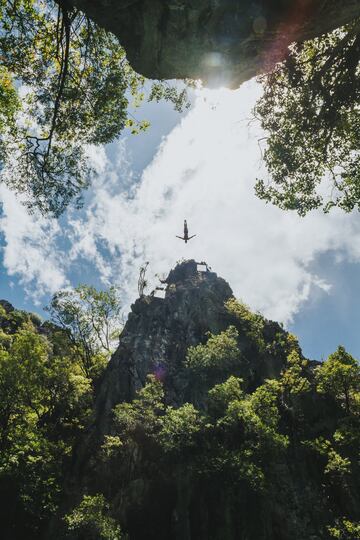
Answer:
2 79 360 360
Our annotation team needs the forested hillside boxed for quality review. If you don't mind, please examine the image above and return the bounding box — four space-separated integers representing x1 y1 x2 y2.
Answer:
1 262 360 539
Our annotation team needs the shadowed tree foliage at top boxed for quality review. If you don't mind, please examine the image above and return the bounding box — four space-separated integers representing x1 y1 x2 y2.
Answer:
0 0 189 217
255 18 360 216
3 1 360 219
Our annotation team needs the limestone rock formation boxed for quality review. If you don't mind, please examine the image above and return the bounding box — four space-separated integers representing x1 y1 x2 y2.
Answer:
69 0 360 87
95 260 232 425
3 263 360 539
55 260 360 540
93 260 285 434
66 260 297 538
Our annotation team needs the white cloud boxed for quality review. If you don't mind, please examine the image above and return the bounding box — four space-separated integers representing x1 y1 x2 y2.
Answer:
0 186 68 302
3 79 360 324
68 80 360 323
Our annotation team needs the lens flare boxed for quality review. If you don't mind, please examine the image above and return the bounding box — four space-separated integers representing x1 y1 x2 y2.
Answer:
153 363 167 381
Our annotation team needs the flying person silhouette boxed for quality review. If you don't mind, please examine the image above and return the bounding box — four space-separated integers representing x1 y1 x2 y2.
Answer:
176 220 196 243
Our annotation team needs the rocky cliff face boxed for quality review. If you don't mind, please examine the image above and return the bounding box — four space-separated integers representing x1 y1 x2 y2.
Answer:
93 260 285 434
95 260 233 426
69 0 360 87
3 263 359 539
55 260 360 540
67 260 334 540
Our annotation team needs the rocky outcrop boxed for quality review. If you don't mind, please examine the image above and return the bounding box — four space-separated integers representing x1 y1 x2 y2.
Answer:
0 300 14 313
69 260 287 482
93 260 286 435
94 260 234 432
59 260 360 540
69 0 360 87
70 260 289 494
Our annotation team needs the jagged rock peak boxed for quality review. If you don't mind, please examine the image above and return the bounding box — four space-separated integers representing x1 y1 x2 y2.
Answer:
95 260 234 426
72 259 289 513
165 259 215 285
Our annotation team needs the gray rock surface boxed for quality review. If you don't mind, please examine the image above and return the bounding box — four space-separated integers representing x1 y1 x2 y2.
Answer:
69 0 360 87
90 260 287 440
95 260 234 431
63 260 327 540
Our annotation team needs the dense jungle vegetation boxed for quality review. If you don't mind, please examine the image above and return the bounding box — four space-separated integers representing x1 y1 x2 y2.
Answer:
1 292 360 539
0 286 123 538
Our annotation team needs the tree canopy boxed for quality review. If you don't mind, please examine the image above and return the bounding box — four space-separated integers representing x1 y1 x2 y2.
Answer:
1 296 360 538
0 0 189 216
0 302 93 536
46 284 123 379
255 19 360 215
90 317 360 539
0 285 123 538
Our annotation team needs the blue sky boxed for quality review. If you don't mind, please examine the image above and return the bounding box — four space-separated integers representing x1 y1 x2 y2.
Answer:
289 253 360 360
1 80 360 362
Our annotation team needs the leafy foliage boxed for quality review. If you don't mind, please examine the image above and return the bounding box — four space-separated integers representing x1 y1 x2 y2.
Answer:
2 294 360 538
315 345 360 414
205 377 288 490
0 0 190 216
111 333 288 494
0 66 19 148
0 306 93 536
185 325 241 378
114 374 165 439
303 437 351 479
159 403 203 455
64 494 123 540
279 348 310 400
0 287 123 538
46 284 122 379
97 323 360 538
255 20 360 215
328 518 360 539
225 298 265 349
113 375 205 462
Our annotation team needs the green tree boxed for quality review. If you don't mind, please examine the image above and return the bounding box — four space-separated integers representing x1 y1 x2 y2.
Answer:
279 348 310 405
64 494 123 540
0 66 19 154
113 377 204 463
328 518 360 539
0 0 189 216
303 436 351 481
315 346 360 414
158 403 204 456
0 322 92 532
114 374 165 441
207 375 244 417
255 20 360 215
185 326 241 381
46 284 122 378
110 372 287 493
204 376 288 490
225 298 265 350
